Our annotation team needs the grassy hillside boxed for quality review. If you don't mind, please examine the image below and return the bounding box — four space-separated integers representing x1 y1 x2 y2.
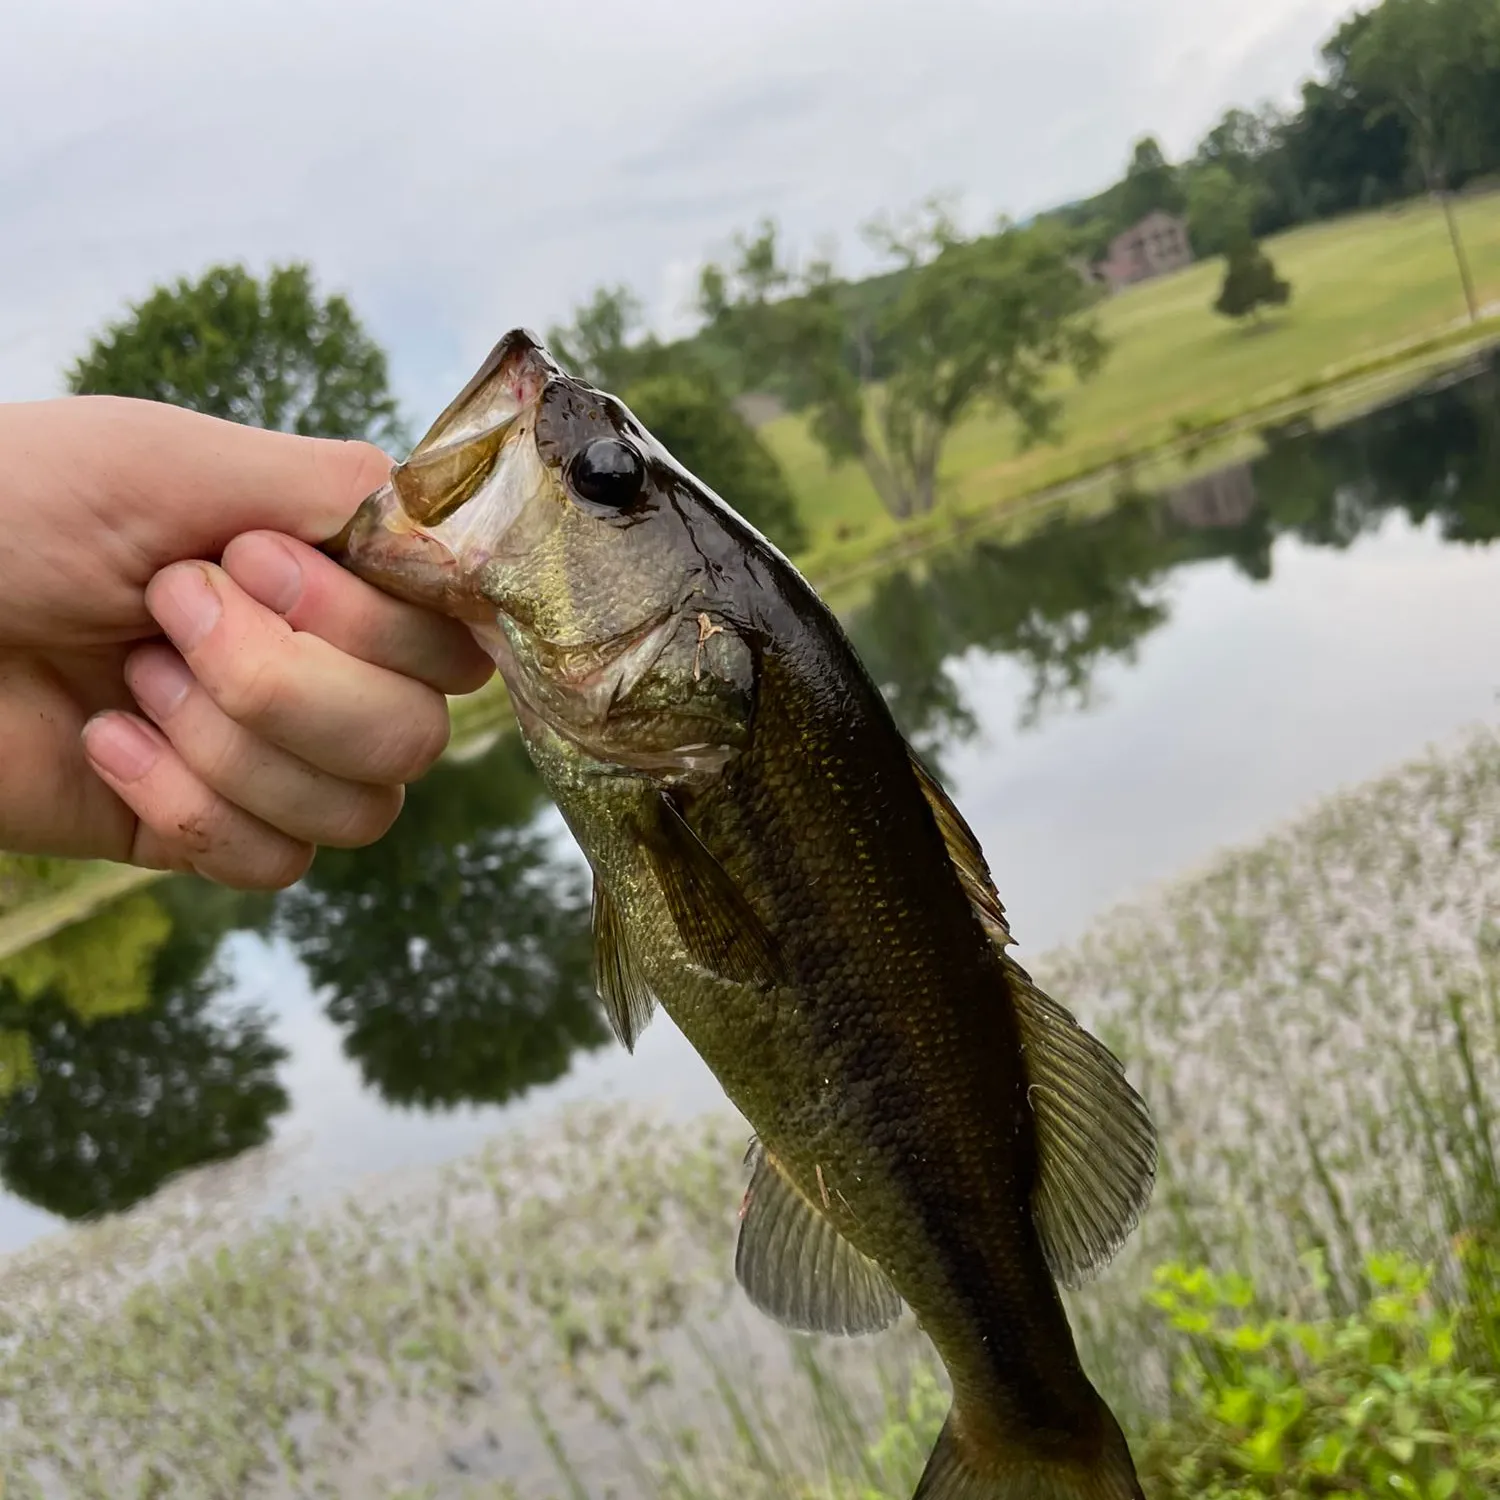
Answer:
764 191 1500 552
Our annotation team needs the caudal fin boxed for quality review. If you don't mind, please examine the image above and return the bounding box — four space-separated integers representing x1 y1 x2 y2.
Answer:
911 1411 1145 1500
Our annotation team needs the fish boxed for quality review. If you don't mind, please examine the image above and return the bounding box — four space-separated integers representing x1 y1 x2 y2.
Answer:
323 329 1157 1500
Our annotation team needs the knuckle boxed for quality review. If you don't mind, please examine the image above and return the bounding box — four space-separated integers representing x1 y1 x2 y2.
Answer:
314 437 395 517
245 839 316 892
410 705 452 773
211 648 287 729
158 792 314 892
324 786 404 849
171 803 225 860
187 716 252 793
374 698 450 782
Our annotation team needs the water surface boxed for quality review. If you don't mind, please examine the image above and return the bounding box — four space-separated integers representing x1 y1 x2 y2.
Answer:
2 354 1498 1254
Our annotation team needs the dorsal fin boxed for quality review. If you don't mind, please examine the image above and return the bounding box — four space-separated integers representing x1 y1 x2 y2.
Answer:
907 747 1012 944
735 1139 905 1337
907 743 1155 1286
1005 951 1157 1286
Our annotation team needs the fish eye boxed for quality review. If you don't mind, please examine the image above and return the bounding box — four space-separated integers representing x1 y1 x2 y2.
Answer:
567 437 646 512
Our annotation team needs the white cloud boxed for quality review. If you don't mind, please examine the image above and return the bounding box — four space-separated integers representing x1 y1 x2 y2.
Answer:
2 0 1357 421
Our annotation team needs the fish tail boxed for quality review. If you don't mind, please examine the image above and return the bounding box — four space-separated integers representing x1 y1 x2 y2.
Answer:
911 1407 1145 1500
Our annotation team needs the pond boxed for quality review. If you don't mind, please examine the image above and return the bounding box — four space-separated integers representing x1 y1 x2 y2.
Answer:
2 351 1499 1257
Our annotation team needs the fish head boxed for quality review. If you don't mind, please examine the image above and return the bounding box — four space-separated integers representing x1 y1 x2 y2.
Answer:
328 328 759 778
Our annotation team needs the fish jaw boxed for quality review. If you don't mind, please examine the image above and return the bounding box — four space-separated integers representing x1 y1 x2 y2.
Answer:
322 331 564 624
323 480 500 624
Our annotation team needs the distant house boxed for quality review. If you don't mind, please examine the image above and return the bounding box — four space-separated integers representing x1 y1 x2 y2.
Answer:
1166 462 1258 530
1091 211 1195 293
731 391 786 430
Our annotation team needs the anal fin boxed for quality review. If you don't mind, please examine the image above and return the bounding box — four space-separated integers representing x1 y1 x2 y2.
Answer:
735 1139 904 1337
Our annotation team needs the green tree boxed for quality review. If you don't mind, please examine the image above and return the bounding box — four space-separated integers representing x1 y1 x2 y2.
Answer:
0 879 284 1221
622 373 807 551
1194 106 1279 177
1118 136 1187 226
1348 0 1497 323
1282 13 1412 220
547 283 661 391
68 262 406 444
549 286 807 551
1190 104 1308 236
277 735 609 1112
1214 241 1292 324
847 490 1184 744
1186 165 1262 258
700 204 1106 519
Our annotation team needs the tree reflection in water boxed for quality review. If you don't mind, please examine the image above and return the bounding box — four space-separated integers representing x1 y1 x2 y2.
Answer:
850 356 1500 757
0 882 284 1220
275 733 606 1112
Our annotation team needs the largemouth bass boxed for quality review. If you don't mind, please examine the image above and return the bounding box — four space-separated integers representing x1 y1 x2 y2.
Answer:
325 330 1156 1500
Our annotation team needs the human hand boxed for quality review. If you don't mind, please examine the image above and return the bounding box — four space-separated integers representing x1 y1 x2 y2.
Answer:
0 396 494 888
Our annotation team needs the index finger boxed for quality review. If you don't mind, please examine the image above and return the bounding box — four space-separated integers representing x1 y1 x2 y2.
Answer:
54 396 395 559
222 531 494 696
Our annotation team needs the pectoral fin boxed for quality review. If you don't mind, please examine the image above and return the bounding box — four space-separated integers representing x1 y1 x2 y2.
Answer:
591 880 657 1052
638 794 787 988
735 1140 904 1337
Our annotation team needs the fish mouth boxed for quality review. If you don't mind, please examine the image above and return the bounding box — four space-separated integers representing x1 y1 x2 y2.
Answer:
403 328 558 468
321 329 560 621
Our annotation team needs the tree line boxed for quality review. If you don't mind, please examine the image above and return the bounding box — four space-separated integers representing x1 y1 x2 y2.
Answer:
66 0 1500 547
1055 0 1500 313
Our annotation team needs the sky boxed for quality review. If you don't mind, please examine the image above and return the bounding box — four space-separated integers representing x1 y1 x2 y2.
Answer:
3 0 1360 425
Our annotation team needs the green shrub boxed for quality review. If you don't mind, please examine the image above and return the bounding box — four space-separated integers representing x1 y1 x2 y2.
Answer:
1141 1250 1500 1499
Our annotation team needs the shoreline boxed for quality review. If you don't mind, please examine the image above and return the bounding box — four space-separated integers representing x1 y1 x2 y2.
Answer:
0 327 1495 961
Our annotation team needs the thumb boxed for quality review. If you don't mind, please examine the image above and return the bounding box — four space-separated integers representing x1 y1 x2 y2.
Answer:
70 396 398 560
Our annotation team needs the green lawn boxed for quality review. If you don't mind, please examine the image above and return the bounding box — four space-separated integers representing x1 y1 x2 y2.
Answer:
763 191 1500 552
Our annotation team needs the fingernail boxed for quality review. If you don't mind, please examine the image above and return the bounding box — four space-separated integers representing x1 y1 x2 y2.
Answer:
130 650 194 720
148 564 223 652
83 713 162 783
228 533 303 616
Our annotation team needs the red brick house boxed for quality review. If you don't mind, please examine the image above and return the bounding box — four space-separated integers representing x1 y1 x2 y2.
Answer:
1090 211 1195 293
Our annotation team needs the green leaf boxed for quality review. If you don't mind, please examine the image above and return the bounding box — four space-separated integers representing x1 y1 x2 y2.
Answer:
1429 1469 1459 1500
1387 1435 1418 1464
1229 1324 1273 1353
1429 1325 1456 1366
1308 1432 1349 1476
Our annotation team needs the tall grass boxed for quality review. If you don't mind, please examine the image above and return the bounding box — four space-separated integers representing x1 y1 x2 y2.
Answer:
7 724 1500 1496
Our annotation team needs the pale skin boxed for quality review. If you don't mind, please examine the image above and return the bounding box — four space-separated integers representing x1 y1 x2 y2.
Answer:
0 396 495 890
